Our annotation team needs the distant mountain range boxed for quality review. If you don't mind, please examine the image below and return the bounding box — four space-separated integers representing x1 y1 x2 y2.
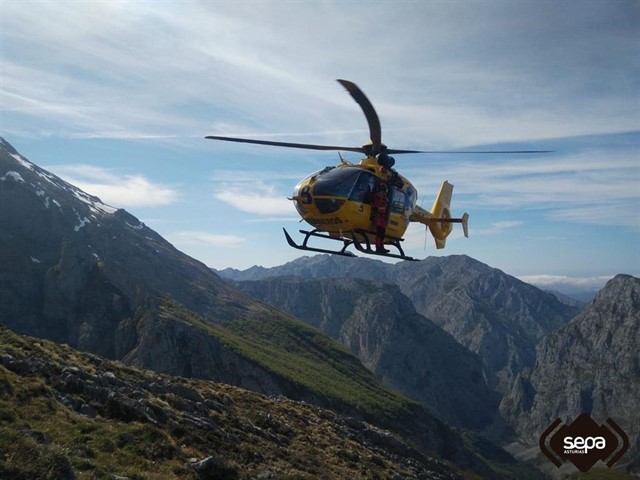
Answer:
235 275 500 430
218 254 581 396
0 137 542 478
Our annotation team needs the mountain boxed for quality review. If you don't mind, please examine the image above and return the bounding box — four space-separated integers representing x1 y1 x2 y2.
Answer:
217 254 580 395
0 324 474 480
500 274 640 466
544 289 588 309
234 276 500 431
391 256 580 394
217 253 387 281
0 138 523 477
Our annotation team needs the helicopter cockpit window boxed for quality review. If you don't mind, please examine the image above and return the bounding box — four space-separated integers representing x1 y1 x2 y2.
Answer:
349 171 377 203
312 168 361 198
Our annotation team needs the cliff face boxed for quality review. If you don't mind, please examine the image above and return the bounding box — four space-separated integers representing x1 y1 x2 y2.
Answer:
500 275 640 459
393 256 580 394
236 276 499 430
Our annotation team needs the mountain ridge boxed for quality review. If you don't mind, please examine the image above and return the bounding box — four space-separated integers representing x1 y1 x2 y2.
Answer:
216 254 581 396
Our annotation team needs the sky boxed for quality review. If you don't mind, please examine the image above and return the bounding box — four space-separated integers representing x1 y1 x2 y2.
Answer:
1 0 638 295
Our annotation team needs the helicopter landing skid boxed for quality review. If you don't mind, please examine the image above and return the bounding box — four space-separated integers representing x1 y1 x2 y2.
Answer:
283 228 357 257
351 229 417 261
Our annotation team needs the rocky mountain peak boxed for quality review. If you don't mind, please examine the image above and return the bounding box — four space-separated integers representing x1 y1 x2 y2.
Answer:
590 273 639 314
500 274 639 467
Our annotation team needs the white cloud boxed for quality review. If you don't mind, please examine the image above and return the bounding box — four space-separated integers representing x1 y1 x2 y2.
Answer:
213 181 293 215
405 149 640 228
45 164 178 208
491 221 523 229
168 231 245 248
517 274 615 292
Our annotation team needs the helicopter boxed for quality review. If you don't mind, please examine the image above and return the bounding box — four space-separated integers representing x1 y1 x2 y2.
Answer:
206 79 548 261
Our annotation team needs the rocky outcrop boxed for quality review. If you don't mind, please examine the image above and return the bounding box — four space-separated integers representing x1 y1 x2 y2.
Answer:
236 276 499 430
393 256 580 394
500 275 640 463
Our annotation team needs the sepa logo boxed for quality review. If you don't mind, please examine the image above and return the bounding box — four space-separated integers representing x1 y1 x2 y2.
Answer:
539 413 629 472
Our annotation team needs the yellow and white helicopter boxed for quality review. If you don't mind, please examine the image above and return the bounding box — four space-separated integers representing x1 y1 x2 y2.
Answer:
207 79 547 261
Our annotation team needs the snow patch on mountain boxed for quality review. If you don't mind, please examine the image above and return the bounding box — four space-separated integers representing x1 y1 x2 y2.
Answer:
1 171 25 183
2 142 117 218
126 221 145 230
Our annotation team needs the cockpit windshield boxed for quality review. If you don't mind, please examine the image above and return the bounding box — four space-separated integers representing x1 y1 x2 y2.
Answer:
313 168 362 198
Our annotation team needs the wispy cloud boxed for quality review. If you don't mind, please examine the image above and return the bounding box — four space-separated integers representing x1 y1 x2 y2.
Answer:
517 274 615 293
491 221 523 229
167 231 245 248
406 148 639 228
45 164 178 208
213 181 293 215
2 2 637 144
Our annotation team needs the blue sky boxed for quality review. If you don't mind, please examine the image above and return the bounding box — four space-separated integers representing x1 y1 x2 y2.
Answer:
1 1 638 293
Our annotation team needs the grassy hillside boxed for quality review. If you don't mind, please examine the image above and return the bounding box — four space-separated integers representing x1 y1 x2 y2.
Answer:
0 324 464 480
167 300 416 420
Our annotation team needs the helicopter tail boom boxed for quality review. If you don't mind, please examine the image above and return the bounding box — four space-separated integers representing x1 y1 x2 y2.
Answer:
410 181 469 249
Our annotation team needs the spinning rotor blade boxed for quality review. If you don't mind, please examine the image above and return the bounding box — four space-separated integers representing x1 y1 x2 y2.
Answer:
205 135 365 153
386 149 554 154
205 135 552 155
337 79 383 156
207 79 553 157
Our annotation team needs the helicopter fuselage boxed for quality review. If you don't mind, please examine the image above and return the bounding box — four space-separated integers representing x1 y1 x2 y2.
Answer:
290 156 417 244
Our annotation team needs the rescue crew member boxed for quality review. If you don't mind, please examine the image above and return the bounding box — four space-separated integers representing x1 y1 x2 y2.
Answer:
373 182 389 253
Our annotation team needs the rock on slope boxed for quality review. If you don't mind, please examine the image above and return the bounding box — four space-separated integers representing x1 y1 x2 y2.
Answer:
0 324 470 480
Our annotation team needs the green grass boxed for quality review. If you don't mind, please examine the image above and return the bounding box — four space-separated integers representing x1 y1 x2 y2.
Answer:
0 324 459 480
0 361 194 480
159 299 419 423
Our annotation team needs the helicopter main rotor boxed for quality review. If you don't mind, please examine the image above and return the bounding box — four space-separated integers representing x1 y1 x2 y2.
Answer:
206 79 551 156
